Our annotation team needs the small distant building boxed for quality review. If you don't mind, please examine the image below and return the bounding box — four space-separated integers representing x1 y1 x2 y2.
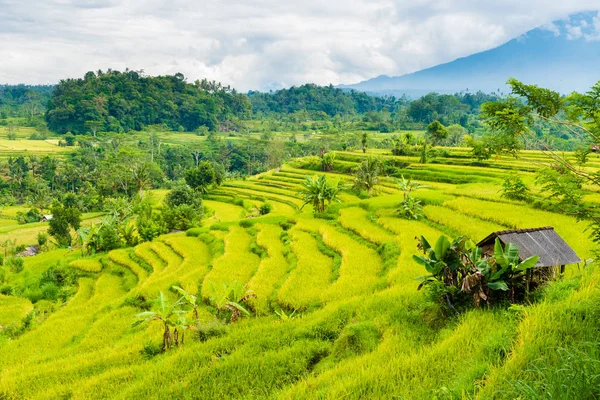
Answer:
41 215 53 222
477 226 581 274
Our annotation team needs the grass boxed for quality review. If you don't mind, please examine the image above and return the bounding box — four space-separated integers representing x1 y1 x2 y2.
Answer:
201 226 261 299
0 294 33 327
246 224 288 314
69 258 103 273
278 229 334 310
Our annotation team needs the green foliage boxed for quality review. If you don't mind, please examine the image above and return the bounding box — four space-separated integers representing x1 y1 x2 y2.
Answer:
501 176 530 201
207 280 257 323
46 71 251 134
47 204 81 246
414 235 539 311
16 208 42 224
396 175 427 220
134 292 189 352
185 161 216 193
426 120 448 145
6 257 24 274
259 202 272 215
299 175 342 213
352 157 383 196
535 167 584 209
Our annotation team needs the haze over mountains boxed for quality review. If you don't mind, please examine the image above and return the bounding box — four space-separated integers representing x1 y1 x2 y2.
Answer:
340 11 600 97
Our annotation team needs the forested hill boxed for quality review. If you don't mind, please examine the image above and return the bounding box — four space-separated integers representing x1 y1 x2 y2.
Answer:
45 70 252 134
248 84 401 116
3 73 501 133
0 84 54 119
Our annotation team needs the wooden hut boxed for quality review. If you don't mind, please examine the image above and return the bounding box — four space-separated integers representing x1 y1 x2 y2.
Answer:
477 227 581 277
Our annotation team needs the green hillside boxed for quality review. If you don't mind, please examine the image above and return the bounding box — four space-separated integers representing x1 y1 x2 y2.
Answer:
0 148 598 399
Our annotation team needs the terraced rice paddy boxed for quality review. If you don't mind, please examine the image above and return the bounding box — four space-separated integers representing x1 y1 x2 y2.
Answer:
1 148 599 399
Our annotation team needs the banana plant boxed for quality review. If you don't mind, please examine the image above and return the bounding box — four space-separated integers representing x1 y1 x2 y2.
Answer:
172 285 200 322
134 292 187 352
487 238 539 291
413 235 469 289
208 281 257 323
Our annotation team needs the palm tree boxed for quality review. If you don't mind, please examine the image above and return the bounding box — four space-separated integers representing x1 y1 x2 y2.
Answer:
352 157 382 196
361 133 368 153
298 175 342 213
134 292 187 352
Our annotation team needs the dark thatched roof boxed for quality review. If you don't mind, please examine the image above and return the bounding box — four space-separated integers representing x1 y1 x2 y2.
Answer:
477 227 581 268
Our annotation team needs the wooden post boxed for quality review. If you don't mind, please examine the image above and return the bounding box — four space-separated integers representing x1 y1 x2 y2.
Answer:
560 264 565 278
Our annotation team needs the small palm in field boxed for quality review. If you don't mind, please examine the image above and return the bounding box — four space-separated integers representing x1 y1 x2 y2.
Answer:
352 157 382 196
172 285 200 322
299 174 342 213
396 175 427 220
134 292 187 352
208 281 257 323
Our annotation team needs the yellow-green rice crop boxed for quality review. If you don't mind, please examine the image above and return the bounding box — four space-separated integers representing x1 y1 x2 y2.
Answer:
246 224 288 314
68 258 103 273
320 225 382 300
278 230 333 309
338 207 395 244
423 204 506 241
0 294 33 327
201 226 260 299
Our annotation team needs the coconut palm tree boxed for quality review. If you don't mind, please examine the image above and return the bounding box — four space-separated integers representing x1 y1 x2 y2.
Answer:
299 175 342 213
352 157 383 196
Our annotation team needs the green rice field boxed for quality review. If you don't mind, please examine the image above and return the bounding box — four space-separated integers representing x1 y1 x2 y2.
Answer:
0 147 599 399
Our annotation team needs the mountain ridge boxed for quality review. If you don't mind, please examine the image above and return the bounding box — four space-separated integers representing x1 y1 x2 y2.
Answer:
340 11 600 97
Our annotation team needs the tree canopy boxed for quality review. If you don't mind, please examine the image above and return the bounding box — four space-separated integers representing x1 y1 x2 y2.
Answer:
45 70 252 134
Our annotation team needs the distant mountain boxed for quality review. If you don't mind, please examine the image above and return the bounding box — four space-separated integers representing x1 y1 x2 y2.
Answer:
340 11 600 97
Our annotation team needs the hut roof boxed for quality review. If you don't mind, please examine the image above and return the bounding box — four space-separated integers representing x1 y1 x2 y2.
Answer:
476 226 581 267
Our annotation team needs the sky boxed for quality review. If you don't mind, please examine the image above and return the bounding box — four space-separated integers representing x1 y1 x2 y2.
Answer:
0 0 599 91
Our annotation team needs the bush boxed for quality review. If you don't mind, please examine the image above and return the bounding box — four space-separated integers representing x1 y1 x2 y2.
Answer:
239 219 254 228
259 202 272 215
415 235 540 312
6 257 24 274
501 176 530 201
36 232 48 247
16 208 42 225
332 322 381 360
29 131 48 140
141 342 163 359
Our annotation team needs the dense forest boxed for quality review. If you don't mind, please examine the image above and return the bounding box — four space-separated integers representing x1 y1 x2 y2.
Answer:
0 84 53 120
248 84 402 116
44 70 252 134
0 73 583 151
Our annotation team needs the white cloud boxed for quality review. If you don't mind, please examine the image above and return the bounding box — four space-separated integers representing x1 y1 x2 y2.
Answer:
0 0 598 90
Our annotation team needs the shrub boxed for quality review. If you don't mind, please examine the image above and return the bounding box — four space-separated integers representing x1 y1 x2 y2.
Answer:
16 208 42 225
6 257 24 274
141 342 162 359
259 202 272 215
332 321 381 360
36 232 48 248
501 176 530 201
414 235 539 312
